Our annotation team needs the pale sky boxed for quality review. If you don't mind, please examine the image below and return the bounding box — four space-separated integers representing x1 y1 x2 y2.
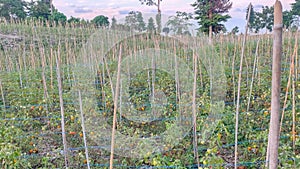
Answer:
53 0 295 32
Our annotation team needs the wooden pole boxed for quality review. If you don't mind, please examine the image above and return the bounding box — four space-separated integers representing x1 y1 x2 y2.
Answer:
267 1 282 168
109 46 122 169
78 90 91 169
234 3 251 169
56 44 69 168
192 50 200 167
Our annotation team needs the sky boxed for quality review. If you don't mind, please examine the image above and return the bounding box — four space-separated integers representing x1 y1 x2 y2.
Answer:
52 0 295 32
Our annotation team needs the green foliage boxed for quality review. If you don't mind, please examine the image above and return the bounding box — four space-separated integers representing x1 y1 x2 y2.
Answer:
166 11 193 35
67 16 80 24
138 0 162 33
162 27 170 36
191 0 232 35
91 15 110 28
147 17 156 33
283 10 295 30
28 0 51 20
0 21 300 168
125 11 146 32
257 6 274 32
0 0 27 20
248 5 276 33
156 13 162 33
230 26 239 35
49 8 67 24
291 0 300 16
139 0 162 7
246 3 256 32
111 17 117 29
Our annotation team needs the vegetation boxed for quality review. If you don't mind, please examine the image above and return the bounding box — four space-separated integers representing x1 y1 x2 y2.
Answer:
0 18 299 168
191 0 232 38
166 11 193 35
91 15 110 28
0 0 299 168
139 0 162 33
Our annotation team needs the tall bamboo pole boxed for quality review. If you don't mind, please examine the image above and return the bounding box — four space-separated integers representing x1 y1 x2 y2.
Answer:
109 46 122 169
56 44 69 168
192 50 200 167
267 1 282 168
234 3 251 169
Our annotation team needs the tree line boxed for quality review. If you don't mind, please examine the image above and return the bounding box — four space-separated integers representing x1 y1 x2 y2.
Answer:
1 0 300 36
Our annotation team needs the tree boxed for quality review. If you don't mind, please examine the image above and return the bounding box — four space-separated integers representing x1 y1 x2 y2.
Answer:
137 12 146 31
92 15 110 27
111 17 117 29
139 0 162 33
162 27 170 36
192 0 232 39
68 16 80 24
28 0 52 20
291 0 300 28
283 10 295 30
259 6 274 32
49 8 67 24
166 11 193 35
230 26 239 35
147 17 156 32
183 30 191 36
125 11 145 32
0 0 27 20
246 4 256 32
291 0 300 17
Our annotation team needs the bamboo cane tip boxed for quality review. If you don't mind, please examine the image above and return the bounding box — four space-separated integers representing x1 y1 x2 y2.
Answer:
274 0 283 25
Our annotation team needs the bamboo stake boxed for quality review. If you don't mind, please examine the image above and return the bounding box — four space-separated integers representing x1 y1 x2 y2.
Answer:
267 1 282 168
109 46 122 169
0 79 5 112
78 90 91 169
231 40 237 105
234 3 251 169
280 34 297 132
247 39 260 111
192 50 200 167
291 32 298 164
16 58 23 88
56 44 69 168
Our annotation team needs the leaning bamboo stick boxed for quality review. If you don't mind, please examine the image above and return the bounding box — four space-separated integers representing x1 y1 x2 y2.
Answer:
280 34 297 132
109 46 122 169
0 79 5 112
291 32 298 161
78 90 91 169
247 39 260 111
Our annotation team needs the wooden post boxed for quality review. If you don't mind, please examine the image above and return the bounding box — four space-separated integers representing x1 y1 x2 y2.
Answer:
267 1 282 168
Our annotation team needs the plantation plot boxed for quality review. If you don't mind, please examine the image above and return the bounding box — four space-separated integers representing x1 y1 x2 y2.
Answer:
0 21 299 168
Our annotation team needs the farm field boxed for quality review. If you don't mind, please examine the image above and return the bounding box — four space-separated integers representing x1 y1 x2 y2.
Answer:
0 20 299 168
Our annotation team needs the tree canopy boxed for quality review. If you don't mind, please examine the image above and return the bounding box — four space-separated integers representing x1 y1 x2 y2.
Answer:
125 11 146 32
28 0 52 20
139 0 162 33
166 11 193 35
192 0 232 38
0 0 27 20
291 0 300 16
147 17 156 32
92 15 110 27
